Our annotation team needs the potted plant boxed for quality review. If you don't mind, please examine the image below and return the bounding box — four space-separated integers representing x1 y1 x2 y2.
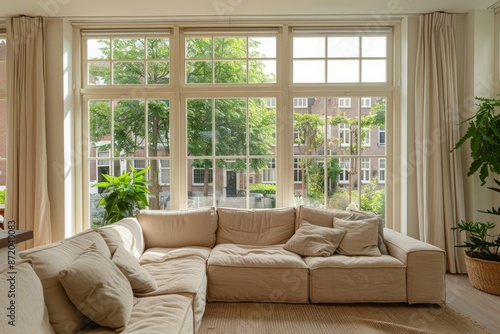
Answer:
93 164 150 227
451 96 500 295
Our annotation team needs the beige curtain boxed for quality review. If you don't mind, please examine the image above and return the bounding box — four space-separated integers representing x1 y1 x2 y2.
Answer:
5 17 52 249
415 12 466 273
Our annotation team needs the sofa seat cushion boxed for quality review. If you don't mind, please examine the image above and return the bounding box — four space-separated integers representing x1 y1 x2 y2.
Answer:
19 229 111 334
305 254 406 303
138 247 210 332
207 244 309 303
216 207 296 245
0 260 55 334
76 294 194 334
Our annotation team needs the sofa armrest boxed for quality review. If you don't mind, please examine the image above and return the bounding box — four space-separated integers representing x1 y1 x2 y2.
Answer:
383 228 446 304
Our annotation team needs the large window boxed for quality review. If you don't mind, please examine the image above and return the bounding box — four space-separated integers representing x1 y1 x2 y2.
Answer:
81 26 392 224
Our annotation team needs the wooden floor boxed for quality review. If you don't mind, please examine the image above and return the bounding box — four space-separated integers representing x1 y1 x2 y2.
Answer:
446 273 500 333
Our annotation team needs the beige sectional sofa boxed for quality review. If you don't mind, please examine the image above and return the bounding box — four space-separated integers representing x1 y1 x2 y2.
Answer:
0 205 446 334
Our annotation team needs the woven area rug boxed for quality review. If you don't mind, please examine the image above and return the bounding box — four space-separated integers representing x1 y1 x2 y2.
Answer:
198 302 491 334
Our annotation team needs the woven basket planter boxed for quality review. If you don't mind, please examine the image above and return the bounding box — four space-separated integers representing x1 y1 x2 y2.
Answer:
464 254 500 296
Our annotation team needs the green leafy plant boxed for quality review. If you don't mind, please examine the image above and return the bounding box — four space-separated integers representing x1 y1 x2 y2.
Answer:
451 220 500 262
0 189 5 205
451 96 500 185
93 164 150 226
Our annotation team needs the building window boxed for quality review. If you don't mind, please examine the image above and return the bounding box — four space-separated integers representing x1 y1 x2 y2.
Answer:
159 160 170 185
361 97 372 108
338 98 351 108
379 127 386 146
378 158 386 184
266 98 276 109
192 168 213 186
361 158 370 183
339 123 350 147
293 97 308 108
262 158 276 183
339 158 350 184
293 158 303 183
363 128 371 147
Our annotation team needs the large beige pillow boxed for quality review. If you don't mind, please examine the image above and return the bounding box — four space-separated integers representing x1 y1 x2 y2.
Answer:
284 220 346 257
59 244 134 332
111 245 158 294
295 205 351 229
0 260 55 334
333 217 381 256
347 210 389 255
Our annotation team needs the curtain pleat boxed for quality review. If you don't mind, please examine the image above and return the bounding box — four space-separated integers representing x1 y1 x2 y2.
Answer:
5 16 52 249
415 12 466 273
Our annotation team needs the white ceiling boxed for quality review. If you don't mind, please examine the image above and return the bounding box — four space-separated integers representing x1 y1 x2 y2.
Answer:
0 0 498 18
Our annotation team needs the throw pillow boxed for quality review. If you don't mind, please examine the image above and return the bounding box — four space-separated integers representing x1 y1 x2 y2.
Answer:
347 210 389 255
284 220 346 257
59 243 133 332
333 217 382 256
111 245 158 294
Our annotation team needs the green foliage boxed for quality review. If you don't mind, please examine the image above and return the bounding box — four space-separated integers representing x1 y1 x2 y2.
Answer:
451 221 500 261
326 180 385 216
0 189 5 204
451 96 500 185
249 183 276 195
93 164 150 226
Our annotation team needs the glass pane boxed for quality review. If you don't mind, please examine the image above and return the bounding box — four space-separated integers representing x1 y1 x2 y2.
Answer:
328 37 359 58
187 158 214 208
293 158 325 207
360 171 385 217
112 38 145 60
362 60 386 82
249 98 276 155
148 99 170 157
293 37 325 58
249 37 276 58
327 60 359 83
0 39 6 85
147 38 170 59
186 61 213 84
187 98 213 156
293 60 325 83
186 38 212 59
215 98 246 156
89 161 105 228
249 60 276 83
156 159 171 210
113 99 146 157
214 37 247 58
362 36 386 57
329 97 358 155
88 62 110 85
87 39 110 60
89 100 112 156
293 97 326 154
147 62 170 84
217 159 247 208
361 97 386 156
113 62 145 84
214 61 247 83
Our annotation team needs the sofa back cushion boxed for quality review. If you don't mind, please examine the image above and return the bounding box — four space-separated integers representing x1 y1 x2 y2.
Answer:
216 207 296 245
0 259 55 334
137 207 218 249
98 217 145 260
295 205 351 229
19 229 111 334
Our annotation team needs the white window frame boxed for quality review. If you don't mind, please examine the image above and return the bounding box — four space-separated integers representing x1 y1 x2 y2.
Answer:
338 97 351 108
293 97 308 108
361 157 370 183
379 127 386 146
192 167 213 186
361 97 372 108
363 128 371 147
266 98 276 109
262 158 276 183
339 123 350 147
339 158 350 184
378 158 386 184
159 159 171 185
293 158 303 183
